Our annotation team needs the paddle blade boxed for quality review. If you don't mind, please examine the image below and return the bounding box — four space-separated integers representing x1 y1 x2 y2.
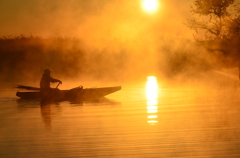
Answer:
16 85 40 90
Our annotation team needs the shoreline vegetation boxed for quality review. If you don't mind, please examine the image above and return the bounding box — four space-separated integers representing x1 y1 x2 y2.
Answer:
0 34 128 83
0 34 238 85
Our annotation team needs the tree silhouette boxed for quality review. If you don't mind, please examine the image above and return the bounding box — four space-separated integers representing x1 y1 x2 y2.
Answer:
187 0 240 78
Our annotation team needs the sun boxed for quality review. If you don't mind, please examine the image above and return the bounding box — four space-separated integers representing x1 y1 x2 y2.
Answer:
142 0 159 12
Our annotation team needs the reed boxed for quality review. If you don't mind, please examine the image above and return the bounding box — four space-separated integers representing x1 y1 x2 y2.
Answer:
0 34 127 83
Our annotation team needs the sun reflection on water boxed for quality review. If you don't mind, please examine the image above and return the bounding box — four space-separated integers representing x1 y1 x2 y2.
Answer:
146 76 159 125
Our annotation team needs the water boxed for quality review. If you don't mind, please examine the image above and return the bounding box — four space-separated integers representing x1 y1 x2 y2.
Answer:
1 80 240 158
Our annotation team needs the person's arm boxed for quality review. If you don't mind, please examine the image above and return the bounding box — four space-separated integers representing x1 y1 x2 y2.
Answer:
50 77 62 84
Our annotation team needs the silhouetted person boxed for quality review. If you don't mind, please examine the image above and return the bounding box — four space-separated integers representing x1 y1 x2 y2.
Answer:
40 69 62 100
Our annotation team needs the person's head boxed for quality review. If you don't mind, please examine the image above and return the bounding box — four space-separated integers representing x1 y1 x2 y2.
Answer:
44 69 51 75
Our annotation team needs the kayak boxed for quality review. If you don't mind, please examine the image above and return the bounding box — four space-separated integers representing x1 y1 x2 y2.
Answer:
16 86 121 102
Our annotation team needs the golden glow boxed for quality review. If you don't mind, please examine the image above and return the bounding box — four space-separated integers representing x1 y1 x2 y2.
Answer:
146 76 159 125
146 76 158 102
147 99 158 106
148 115 158 119
148 120 158 123
147 105 158 110
148 109 158 113
142 0 159 12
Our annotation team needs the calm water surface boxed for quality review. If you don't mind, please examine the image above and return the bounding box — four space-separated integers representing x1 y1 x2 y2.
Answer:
1 80 240 158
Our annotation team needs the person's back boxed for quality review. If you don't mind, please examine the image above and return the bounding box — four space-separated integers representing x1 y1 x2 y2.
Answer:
40 69 62 92
40 73 52 91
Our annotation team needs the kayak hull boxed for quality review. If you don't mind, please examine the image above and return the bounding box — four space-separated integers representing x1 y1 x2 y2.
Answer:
16 86 121 102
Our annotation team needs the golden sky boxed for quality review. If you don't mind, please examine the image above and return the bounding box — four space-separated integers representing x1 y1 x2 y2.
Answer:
0 0 198 56
0 0 192 38
2 0 239 80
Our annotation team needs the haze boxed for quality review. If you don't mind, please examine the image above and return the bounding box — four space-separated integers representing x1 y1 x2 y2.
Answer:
0 0 192 42
0 0 238 86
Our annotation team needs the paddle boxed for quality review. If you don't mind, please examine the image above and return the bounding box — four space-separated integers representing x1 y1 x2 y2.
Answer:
16 85 40 90
56 82 61 88
17 81 62 90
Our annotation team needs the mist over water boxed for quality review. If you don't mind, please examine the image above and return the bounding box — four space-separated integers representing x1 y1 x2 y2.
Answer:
0 0 238 87
1 0 240 157
0 34 236 89
1 76 240 157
